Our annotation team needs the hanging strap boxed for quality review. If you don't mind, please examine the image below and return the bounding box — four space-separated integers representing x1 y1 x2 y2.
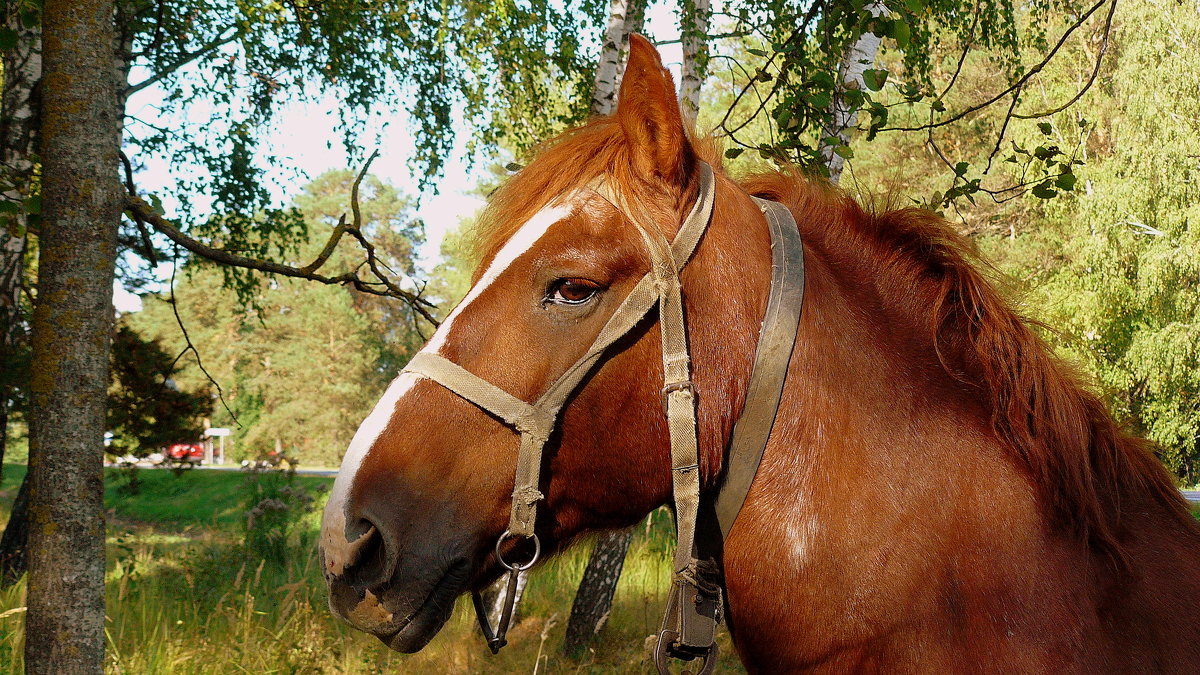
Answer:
713 198 805 539
653 198 805 674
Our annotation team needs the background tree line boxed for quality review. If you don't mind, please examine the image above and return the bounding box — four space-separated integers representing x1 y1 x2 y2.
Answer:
0 0 1195 671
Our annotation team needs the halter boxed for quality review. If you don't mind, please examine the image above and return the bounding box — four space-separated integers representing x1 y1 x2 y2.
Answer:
401 162 804 673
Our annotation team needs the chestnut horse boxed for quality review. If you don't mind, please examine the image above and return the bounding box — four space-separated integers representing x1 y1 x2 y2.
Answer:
320 36 1200 672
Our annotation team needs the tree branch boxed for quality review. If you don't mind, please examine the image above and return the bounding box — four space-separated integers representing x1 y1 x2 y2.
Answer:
126 29 241 97
1014 0 1118 119
167 245 237 424
880 0 1111 132
122 153 441 326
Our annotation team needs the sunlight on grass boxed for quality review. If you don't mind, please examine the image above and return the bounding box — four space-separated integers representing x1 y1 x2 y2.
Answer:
0 465 746 674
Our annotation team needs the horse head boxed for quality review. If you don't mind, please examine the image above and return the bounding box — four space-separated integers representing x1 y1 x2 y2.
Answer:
318 35 770 653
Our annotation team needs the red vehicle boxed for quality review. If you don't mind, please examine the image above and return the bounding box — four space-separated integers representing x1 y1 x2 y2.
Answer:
165 443 204 464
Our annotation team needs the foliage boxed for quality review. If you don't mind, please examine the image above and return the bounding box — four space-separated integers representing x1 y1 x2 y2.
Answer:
119 0 611 299
128 171 423 467
983 0 1200 480
106 324 211 459
711 0 1108 208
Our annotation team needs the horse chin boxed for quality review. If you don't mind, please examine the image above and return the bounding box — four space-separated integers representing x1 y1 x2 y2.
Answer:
330 557 470 654
384 558 473 653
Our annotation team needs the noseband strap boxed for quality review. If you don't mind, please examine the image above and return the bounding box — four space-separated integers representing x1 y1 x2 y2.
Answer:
400 162 805 670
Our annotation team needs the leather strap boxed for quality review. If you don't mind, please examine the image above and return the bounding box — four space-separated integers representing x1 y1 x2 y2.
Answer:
714 198 805 539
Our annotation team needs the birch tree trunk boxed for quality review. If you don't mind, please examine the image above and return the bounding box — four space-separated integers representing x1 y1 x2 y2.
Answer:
679 0 711 123
24 0 123 672
820 1 888 184
590 0 646 117
0 0 43 587
0 0 42 479
563 528 634 656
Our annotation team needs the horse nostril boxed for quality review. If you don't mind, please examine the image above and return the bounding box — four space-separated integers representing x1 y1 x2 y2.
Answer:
338 518 395 588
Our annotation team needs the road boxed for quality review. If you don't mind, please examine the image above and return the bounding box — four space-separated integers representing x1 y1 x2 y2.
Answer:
114 462 338 477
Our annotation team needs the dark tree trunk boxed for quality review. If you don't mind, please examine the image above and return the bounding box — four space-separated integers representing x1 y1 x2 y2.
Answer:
24 0 122 672
0 473 29 587
563 528 634 656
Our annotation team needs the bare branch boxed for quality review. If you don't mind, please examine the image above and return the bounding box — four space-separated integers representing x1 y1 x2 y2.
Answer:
1014 0 1118 119
121 151 441 326
118 151 159 266
126 29 241 97
167 246 237 424
881 0 1111 133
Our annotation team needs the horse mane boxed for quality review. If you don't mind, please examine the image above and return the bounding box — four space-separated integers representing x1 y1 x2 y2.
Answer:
470 116 1193 563
742 170 1194 563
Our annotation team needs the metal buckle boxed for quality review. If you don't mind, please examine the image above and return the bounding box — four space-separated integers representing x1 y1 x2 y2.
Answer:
653 629 718 675
661 380 694 413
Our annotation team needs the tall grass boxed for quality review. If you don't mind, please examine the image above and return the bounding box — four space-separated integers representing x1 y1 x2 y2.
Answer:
0 466 745 674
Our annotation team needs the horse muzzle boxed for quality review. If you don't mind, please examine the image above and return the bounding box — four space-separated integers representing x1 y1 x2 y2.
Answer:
321 513 474 652
324 544 471 652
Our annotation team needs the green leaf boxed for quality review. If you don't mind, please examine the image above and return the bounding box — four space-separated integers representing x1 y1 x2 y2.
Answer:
148 194 166 216
834 144 854 159
1031 182 1057 199
1055 172 1078 191
724 148 745 159
0 27 16 51
20 9 38 29
746 48 768 58
1037 122 1053 135
23 194 40 215
904 0 926 12
0 200 19 214
862 69 889 91
891 19 911 47
954 161 970 177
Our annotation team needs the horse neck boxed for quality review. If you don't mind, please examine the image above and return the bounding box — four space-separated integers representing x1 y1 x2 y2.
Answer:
713 199 1200 671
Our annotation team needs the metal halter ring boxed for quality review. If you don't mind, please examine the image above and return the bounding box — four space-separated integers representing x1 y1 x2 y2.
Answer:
495 531 541 571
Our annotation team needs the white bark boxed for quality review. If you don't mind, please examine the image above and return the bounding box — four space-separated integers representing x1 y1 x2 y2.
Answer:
821 1 888 183
488 570 529 626
679 0 711 123
590 0 646 117
0 0 41 349
591 0 632 117
563 528 635 654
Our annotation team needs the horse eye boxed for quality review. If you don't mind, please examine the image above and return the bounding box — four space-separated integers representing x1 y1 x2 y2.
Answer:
547 278 601 305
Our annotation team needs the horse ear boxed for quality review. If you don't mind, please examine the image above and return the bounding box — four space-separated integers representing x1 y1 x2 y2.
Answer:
617 34 695 187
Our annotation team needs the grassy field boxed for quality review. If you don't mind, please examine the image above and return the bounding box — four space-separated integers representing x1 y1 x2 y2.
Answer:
0 464 745 674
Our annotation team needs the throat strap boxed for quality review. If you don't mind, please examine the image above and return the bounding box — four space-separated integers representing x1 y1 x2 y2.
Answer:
713 197 805 538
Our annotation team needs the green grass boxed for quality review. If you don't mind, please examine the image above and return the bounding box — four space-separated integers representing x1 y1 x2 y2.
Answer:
0 464 746 674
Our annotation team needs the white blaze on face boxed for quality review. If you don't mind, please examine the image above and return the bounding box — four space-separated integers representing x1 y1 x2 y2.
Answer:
320 198 580 575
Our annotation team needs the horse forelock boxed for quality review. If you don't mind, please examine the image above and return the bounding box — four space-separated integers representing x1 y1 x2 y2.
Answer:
468 118 725 274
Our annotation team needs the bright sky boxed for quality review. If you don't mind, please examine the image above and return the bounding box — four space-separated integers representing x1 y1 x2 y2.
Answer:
115 4 684 313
